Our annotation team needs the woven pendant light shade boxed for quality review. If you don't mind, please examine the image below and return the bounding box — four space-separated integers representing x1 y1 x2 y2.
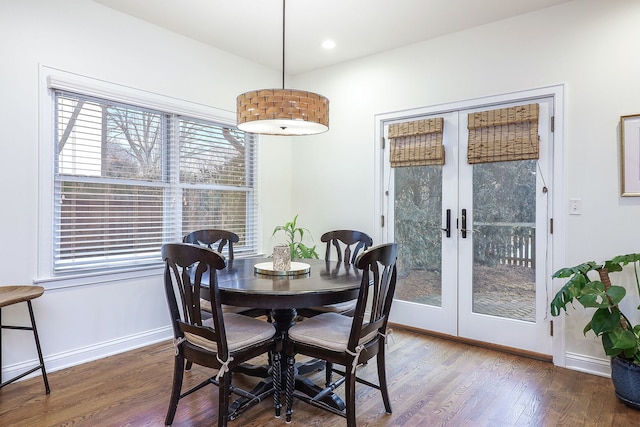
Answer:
236 0 329 136
237 88 329 135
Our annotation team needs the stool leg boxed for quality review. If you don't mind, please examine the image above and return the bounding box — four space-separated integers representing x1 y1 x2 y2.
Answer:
0 301 50 393
27 301 50 394
0 306 3 385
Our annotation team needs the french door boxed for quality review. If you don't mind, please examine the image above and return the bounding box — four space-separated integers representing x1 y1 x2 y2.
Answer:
381 96 553 355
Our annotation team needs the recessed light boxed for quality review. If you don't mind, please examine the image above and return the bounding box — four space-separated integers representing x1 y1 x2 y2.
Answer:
321 39 336 50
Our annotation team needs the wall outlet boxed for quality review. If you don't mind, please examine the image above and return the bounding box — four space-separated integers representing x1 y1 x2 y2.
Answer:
569 198 582 215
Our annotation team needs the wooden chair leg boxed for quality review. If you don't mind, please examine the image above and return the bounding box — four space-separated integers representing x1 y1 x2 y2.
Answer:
325 361 333 387
345 370 357 427
218 372 231 427
164 355 185 426
377 344 392 413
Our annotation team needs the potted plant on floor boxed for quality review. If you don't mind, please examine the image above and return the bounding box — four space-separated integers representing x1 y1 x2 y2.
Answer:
551 253 640 409
272 214 319 259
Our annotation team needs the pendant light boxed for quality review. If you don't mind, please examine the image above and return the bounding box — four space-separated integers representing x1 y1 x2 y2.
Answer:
236 0 329 136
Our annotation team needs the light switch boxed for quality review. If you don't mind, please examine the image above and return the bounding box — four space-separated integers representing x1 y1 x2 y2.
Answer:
569 198 582 215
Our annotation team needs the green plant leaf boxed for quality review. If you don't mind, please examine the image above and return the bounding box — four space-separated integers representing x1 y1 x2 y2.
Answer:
590 308 620 335
271 214 319 259
603 260 624 273
583 320 594 336
551 254 640 364
623 346 640 360
601 333 617 356
576 281 608 308
298 243 319 259
608 253 640 267
552 261 598 279
550 271 591 316
608 328 640 351
289 243 296 258
606 285 626 305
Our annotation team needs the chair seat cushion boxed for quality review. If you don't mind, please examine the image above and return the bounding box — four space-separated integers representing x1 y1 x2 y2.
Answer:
308 299 356 314
288 312 377 352
200 298 252 314
184 313 275 353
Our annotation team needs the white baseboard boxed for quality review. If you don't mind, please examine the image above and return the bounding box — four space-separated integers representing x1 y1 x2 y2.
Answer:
564 351 611 378
2 326 172 383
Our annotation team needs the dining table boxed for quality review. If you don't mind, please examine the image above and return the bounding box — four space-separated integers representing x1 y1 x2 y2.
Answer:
202 256 364 419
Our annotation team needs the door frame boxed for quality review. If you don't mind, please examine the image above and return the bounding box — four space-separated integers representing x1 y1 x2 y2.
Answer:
373 85 566 366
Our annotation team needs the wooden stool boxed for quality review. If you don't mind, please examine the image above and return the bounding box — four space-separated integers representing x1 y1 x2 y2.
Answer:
0 285 50 393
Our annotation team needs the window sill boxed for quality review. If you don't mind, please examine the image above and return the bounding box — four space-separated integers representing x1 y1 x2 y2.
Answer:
34 264 164 290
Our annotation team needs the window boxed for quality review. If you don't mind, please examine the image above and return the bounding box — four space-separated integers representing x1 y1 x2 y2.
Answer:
53 90 257 273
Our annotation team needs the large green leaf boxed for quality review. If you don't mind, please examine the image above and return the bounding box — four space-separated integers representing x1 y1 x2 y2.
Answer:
552 261 598 279
576 282 625 308
608 328 640 351
577 281 607 308
607 253 640 270
590 308 620 335
606 285 627 305
550 270 591 315
601 333 622 357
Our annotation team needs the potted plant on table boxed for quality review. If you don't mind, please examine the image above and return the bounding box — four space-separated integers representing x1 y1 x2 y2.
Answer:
271 214 319 259
551 253 640 409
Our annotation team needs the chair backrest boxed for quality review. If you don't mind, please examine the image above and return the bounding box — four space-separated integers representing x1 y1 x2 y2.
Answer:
162 243 229 357
321 230 373 265
182 229 240 261
349 243 398 351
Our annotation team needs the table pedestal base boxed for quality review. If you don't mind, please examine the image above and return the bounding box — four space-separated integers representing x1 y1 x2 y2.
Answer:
228 308 346 420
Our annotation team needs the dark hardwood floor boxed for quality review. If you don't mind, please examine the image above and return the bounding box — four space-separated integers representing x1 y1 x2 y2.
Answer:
0 327 637 426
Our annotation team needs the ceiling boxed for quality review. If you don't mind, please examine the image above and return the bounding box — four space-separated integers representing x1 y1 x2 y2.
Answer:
92 0 571 75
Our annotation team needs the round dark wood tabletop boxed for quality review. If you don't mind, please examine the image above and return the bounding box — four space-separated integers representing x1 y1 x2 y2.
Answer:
216 257 362 310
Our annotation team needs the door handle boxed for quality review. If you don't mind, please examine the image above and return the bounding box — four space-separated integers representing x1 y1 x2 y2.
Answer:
461 208 467 238
441 209 451 238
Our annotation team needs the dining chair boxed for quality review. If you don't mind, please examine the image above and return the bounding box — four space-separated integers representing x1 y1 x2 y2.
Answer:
284 243 398 426
183 229 264 318
182 229 239 261
162 243 282 427
297 230 373 318
0 285 50 394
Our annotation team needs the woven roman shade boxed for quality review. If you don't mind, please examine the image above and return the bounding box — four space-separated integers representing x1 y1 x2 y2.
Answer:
467 103 539 164
388 118 445 168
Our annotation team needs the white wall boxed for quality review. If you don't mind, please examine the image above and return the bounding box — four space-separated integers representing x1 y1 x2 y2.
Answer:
0 0 290 376
290 0 640 373
2 0 640 378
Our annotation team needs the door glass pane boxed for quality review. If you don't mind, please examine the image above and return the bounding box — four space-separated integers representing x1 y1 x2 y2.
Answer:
394 165 442 307
472 160 536 321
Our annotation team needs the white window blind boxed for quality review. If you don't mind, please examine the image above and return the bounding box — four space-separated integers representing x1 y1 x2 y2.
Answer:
53 90 258 273
179 119 258 257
